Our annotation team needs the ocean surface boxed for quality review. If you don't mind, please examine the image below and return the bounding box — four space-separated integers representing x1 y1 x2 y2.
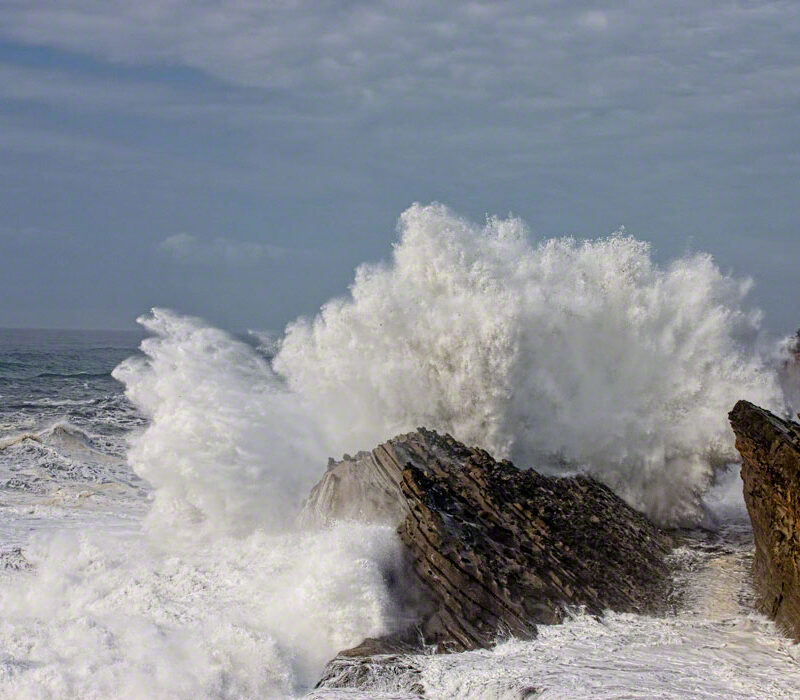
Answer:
2 204 800 698
0 329 148 546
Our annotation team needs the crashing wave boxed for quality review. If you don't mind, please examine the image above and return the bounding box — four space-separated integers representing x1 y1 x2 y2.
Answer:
0 202 796 698
275 203 785 525
110 203 788 529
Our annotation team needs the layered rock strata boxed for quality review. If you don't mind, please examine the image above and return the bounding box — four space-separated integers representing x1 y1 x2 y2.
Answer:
729 400 800 641
301 428 671 661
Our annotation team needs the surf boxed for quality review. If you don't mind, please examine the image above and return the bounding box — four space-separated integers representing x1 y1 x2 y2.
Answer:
0 203 797 697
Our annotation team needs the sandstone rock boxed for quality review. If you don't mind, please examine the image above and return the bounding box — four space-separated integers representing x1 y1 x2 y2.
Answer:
729 400 800 640
302 428 671 666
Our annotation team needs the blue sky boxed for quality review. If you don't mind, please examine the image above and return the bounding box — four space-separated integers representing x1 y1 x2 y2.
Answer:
1 1 798 333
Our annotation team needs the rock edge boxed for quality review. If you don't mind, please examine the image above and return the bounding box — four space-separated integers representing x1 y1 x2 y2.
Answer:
301 428 672 691
729 399 800 641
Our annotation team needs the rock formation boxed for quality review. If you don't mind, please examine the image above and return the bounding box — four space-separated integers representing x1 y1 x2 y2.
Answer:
729 400 800 641
301 428 671 677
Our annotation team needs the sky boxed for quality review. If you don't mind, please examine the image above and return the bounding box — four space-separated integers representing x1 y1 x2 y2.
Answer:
0 1 798 333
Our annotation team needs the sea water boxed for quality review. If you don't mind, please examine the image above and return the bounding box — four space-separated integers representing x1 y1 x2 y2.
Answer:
1 204 799 698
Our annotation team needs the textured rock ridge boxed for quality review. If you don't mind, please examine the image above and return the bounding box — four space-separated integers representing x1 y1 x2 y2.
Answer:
729 400 800 641
302 428 671 665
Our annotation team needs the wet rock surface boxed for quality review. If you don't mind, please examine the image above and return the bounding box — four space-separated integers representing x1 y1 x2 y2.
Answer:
729 400 800 641
302 428 672 689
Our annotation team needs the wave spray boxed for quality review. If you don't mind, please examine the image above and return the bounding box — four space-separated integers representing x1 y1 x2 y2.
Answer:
0 203 792 698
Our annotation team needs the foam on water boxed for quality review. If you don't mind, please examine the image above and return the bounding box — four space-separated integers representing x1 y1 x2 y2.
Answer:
0 318 405 698
1 204 799 697
0 420 147 548
0 524 401 699
413 611 800 699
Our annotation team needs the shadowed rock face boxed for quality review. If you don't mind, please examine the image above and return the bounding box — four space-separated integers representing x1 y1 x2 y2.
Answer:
301 428 671 662
729 400 800 641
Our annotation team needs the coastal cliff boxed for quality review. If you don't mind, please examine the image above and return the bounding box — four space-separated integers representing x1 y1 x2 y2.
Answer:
729 400 800 641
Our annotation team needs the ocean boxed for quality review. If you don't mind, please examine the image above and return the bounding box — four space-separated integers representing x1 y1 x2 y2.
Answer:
0 329 148 547
2 204 800 698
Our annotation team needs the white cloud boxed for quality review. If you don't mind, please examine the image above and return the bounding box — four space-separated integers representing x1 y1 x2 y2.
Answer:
2 3 800 213
0 0 798 179
579 10 609 32
0 1 797 112
1 1 798 197
158 233 290 267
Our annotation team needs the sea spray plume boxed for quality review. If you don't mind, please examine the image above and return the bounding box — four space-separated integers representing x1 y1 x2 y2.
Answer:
776 329 800 413
275 203 783 526
112 308 326 537
0 314 404 696
111 205 782 528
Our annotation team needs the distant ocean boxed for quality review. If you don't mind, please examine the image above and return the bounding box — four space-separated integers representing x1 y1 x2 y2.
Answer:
2 204 800 698
0 329 147 546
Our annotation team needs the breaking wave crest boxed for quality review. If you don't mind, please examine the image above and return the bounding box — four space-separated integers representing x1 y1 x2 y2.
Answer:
109 202 788 533
112 312 327 538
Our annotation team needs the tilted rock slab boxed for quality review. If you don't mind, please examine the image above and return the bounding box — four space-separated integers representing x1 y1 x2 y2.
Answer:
301 428 671 660
730 400 800 641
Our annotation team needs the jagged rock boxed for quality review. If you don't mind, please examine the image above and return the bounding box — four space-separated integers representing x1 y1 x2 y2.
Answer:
298 447 409 528
311 653 425 697
729 400 800 641
303 428 671 685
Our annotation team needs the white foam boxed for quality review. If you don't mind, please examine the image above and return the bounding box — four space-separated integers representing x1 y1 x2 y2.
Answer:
0 313 406 697
411 611 800 700
276 203 784 525
112 309 327 538
1 202 796 698
0 524 401 699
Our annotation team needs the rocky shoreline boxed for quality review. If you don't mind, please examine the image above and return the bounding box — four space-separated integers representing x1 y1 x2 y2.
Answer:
299 404 800 694
300 428 673 689
729 400 800 641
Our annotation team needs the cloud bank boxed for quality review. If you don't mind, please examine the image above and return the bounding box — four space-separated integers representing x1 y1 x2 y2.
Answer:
1 1 799 330
2 1 798 124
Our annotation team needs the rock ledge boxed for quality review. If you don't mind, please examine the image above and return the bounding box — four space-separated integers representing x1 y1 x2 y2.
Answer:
302 428 671 671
